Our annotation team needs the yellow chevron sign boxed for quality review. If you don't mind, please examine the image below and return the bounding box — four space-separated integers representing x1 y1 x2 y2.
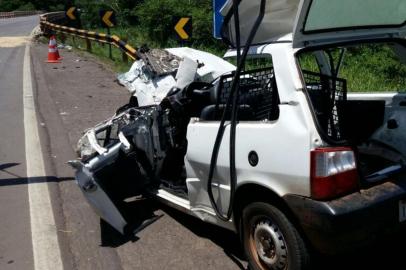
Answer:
66 7 76 20
174 17 192 40
102 11 114 27
99 10 116 28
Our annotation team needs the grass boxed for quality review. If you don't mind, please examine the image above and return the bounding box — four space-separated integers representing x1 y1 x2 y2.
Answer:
55 34 133 73
298 44 406 93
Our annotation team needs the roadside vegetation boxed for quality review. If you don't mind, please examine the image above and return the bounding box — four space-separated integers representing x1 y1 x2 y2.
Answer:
0 0 63 12
299 44 406 92
3 0 406 92
52 0 226 72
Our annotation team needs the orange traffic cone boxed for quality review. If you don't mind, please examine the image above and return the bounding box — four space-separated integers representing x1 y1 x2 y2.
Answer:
46 36 61 63
50 35 63 60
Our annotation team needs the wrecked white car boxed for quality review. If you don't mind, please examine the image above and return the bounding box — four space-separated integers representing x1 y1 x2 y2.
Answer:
69 0 406 269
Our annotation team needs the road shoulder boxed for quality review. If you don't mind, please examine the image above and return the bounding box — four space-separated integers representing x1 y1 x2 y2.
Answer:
31 41 129 270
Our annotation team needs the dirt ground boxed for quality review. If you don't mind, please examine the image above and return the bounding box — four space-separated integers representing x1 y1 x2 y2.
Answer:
0 36 29 47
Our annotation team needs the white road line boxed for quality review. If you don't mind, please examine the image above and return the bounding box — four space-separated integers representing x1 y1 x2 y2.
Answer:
23 44 64 270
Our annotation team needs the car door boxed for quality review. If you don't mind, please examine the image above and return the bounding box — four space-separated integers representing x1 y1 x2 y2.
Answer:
185 56 281 217
69 143 128 234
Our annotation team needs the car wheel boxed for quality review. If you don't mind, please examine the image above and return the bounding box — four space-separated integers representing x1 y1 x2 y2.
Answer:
242 202 309 270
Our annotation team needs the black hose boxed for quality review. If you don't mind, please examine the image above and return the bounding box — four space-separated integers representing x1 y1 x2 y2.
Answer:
207 0 266 221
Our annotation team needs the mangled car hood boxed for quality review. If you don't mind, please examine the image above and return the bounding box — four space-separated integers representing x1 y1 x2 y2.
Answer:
117 47 235 106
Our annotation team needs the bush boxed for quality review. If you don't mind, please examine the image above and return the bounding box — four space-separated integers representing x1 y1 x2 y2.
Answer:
0 0 24 11
73 0 138 28
133 0 221 48
48 4 65 12
16 2 35 11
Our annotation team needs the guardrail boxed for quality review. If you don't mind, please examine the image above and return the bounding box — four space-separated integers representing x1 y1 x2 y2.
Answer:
40 12 137 61
0 10 43 19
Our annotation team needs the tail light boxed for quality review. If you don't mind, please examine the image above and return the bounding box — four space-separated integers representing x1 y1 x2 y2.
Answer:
311 147 359 200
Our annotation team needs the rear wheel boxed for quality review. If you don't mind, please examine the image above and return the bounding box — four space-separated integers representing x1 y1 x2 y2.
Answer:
241 202 309 270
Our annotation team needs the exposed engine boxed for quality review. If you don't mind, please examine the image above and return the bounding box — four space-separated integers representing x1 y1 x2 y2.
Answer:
76 102 189 185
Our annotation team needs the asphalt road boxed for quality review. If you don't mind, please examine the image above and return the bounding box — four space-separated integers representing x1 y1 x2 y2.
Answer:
1 15 406 270
0 15 39 270
0 16 38 37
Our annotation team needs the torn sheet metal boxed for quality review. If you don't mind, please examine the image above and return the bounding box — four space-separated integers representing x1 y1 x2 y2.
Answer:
117 48 180 106
167 47 236 82
133 74 176 106
70 106 169 234
137 48 181 76
69 146 128 234
117 47 235 106
117 60 146 93
117 59 176 106
175 56 199 89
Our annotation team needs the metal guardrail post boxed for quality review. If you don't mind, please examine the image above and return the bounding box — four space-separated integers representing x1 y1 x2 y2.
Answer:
107 28 113 59
86 39 92 52
60 33 66 44
122 36 129 64
40 12 138 62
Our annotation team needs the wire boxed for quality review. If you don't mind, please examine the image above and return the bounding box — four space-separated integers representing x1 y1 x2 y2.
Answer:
207 0 266 221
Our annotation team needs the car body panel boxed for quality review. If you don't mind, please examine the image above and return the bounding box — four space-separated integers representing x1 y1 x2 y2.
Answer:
70 144 127 234
185 43 320 216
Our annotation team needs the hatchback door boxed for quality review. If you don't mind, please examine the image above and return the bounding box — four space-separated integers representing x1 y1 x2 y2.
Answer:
220 0 406 48
293 0 406 48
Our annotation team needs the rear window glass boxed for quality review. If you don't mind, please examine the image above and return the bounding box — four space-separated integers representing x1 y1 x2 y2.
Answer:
304 0 406 33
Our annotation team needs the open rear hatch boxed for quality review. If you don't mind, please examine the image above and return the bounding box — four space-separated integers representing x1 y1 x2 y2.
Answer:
298 42 406 188
293 0 406 48
221 0 406 48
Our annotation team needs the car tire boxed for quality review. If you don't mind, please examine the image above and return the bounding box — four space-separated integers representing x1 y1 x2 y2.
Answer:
241 202 309 270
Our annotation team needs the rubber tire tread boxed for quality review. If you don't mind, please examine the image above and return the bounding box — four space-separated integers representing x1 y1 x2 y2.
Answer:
242 202 310 270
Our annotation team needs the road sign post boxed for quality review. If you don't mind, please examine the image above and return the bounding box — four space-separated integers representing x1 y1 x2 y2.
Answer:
213 0 227 39
99 10 116 60
107 28 112 59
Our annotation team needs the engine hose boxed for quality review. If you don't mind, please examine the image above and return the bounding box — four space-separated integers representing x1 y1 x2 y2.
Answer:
207 0 266 221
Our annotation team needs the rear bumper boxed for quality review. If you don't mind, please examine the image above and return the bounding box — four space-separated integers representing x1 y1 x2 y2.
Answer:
284 178 406 254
